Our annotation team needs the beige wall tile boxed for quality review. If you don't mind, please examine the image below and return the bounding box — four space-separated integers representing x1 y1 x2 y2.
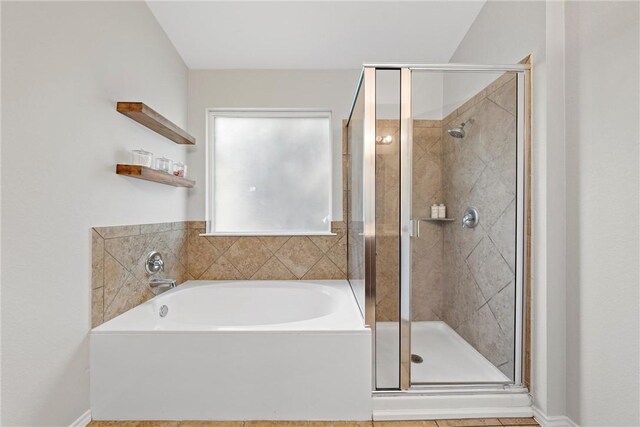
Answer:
224 237 273 278
199 255 243 280
488 77 517 115
326 235 347 274
104 276 152 321
206 236 239 253
103 252 132 308
257 236 291 254
171 221 188 230
485 72 515 97
92 230 105 289
302 256 345 280
104 233 150 276
92 222 190 327
275 237 323 278
251 257 296 280
94 224 140 239
140 223 173 234
187 230 221 278
309 228 345 254
91 287 104 328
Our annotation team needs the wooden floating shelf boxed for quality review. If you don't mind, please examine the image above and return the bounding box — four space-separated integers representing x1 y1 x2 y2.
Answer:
116 102 195 145
116 164 195 188
420 218 456 222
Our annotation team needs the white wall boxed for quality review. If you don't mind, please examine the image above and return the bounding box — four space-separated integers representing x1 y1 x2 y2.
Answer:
377 70 444 120
1 2 188 425
187 69 445 222
565 2 640 425
445 0 566 418
187 70 361 221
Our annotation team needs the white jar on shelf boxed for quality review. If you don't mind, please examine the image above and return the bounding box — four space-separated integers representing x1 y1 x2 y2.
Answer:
438 204 446 219
155 157 173 174
431 204 439 219
173 161 187 177
131 149 153 168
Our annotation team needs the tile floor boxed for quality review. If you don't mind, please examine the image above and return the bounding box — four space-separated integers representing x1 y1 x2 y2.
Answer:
88 417 540 427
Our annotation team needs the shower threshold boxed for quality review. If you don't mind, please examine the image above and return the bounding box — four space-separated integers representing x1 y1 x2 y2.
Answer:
376 321 510 385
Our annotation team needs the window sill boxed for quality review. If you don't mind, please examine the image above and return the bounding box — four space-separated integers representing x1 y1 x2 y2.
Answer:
200 231 337 237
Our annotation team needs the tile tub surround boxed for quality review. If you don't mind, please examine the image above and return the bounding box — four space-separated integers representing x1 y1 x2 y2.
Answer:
440 73 518 379
186 221 347 281
91 221 347 327
92 223 188 327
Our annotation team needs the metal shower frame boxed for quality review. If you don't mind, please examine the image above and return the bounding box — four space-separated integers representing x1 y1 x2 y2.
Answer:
346 62 532 394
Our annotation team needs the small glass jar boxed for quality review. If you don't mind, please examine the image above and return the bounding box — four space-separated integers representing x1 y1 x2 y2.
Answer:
155 157 173 174
131 149 153 167
172 161 187 177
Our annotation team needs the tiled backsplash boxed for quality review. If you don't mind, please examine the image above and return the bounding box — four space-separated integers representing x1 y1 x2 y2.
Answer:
186 222 347 281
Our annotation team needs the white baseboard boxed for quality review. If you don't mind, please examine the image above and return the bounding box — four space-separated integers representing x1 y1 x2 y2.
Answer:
533 406 578 427
70 409 91 427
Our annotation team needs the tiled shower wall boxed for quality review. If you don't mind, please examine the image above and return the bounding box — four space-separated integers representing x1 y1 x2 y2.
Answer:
441 73 518 378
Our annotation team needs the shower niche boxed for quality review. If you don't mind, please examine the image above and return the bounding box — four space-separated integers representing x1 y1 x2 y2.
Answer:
346 63 530 392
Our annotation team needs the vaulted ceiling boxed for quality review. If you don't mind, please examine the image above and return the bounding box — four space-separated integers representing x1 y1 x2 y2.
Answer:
147 1 485 69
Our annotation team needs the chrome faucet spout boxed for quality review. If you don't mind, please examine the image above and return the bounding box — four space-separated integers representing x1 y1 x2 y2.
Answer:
149 278 177 295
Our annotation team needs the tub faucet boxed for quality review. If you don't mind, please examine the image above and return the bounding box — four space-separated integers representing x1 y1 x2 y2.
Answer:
149 278 177 295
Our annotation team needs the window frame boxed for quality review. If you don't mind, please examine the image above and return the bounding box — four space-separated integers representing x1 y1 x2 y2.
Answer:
204 108 334 236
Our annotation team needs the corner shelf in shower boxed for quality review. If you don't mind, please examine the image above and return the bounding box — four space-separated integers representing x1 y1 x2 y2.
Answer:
420 218 456 222
116 102 196 145
116 164 195 188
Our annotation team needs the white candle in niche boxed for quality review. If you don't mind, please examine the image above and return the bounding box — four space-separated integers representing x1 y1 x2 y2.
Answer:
431 204 439 219
438 204 446 219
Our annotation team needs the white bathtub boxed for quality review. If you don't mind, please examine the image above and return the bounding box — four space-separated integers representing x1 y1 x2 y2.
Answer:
90 280 372 421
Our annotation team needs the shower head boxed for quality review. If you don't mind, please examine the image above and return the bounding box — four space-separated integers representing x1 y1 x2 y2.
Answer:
447 119 473 139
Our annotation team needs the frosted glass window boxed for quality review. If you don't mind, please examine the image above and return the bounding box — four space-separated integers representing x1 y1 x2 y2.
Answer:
206 110 332 235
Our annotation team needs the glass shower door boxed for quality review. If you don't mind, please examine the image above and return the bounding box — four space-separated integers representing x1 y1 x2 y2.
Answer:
405 68 524 386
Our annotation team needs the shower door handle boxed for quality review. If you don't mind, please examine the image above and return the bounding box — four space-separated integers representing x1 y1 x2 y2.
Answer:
409 220 420 238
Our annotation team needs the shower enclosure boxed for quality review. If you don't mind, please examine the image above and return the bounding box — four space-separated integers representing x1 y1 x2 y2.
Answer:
346 63 531 395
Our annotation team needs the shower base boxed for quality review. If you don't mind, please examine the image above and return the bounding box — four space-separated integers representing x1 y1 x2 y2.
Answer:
376 321 510 385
